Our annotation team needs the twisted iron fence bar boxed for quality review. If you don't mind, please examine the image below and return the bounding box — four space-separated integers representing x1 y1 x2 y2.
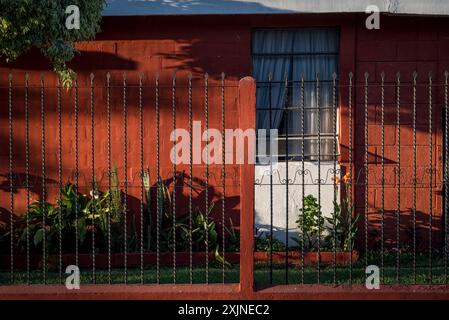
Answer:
204 73 209 284
445 71 449 284
316 72 321 284
364 72 369 270
221 72 226 284
139 73 145 284
188 73 193 284
155 73 161 284
428 72 433 283
348 72 353 284
106 72 112 284
380 71 385 284
57 78 63 284
268 73 274 284
74 76 79 271
90 73 96 284
332 72 337 284
123 73 128 284
300 73 305 285
284 74 289 284
172 72 177 284
25 73 30 285
139 73 144 284
396 72 401 283
40 73 46 284
412 71 417 284
8 74 13 284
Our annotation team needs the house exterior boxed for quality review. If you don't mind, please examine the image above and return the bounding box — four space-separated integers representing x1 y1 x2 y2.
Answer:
1 0 449 297
92 0 449 250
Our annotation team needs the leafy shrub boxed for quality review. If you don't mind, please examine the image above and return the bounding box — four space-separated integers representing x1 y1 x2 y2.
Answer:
15 166 124 254
224 218 239 252
324 199 359 252
292 194 324 251
292 173 359 252
324 172 359 252
255 228 285 252
7 170 237 268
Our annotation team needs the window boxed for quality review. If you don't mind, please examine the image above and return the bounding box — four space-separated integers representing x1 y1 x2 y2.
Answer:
252 28 339 162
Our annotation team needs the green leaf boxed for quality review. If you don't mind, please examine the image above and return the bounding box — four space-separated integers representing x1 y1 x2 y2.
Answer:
77 218 86 244
214 245 232 269
33 228 45 247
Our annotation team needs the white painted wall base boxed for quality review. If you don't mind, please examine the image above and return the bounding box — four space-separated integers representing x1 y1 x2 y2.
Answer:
255 161 340 246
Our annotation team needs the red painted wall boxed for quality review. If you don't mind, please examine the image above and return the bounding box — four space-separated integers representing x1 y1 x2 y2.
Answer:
351 15 449 250
0 13 448 252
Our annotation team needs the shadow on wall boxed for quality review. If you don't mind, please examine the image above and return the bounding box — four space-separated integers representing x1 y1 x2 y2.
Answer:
156 39 249 80
0 170 240 256
0 173 56 201
98 1 293 80
0 49 138 71
253 208 444 253
0 169 240 219
0 1 295 81
367 209 444 253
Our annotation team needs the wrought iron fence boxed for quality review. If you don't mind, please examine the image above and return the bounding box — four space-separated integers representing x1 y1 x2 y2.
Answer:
0 72 241 285
1 70 449 290
254 71 449 286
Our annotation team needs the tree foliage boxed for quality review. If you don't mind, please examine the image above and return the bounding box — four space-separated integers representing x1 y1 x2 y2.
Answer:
0 0 105 86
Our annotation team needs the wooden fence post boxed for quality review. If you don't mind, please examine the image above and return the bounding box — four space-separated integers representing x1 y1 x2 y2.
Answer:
238 76 256 295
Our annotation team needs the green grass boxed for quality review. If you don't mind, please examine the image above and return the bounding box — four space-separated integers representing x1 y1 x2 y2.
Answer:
255 265 448 285
255 252 449 285
1 252 447 286
0 266 240 285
